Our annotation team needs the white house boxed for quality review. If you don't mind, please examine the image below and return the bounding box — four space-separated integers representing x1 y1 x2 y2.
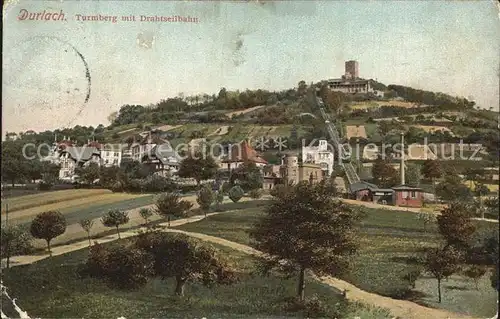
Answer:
101 144 124 167
301 139 334 176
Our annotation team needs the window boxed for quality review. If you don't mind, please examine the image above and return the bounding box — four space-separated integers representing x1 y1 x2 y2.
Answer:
411 191 417 198
114 152 119 157
402 191 408 198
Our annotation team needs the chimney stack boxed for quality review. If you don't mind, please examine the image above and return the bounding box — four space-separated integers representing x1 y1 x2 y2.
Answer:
400 133 405 185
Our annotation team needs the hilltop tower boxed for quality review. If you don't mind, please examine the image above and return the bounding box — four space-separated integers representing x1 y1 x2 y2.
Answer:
345 60 359 79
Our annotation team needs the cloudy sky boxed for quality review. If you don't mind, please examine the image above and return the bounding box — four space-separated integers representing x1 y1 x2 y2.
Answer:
3 0 499 135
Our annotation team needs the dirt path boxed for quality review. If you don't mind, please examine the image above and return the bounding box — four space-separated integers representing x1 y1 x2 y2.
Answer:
225 105 265 117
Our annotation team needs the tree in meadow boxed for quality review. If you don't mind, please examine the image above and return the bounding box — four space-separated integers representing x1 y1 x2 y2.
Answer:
78 219 94 246
101 210 129 239
249 181 361 301
135 232 237 296
30 211 66 256
155 193 193 227
196 185 214 217
424 246 462 303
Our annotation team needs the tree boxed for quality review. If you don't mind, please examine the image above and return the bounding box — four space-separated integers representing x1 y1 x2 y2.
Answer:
78 219 94 246
75 162 100 185
249 181 361 301
101 210 129 239
463 265 487 290
30 211 67 256
196 186 214 217
135 232 237 296
177 153 219 186
230 161 264 191
1 225 33 269
214 190 224 211
377 121 394 141
297 80 307 97
437 202 476 251
435 175 473 203
99 166 123 188
424 246 462 303
421 160 442 198
371 156 398 188
155 193 193 227
139 208 154 229
405 163 422 187
228 185 244 203
474 183 490 219
1 140 28 186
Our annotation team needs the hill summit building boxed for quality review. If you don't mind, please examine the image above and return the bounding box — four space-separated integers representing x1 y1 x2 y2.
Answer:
327 60 373 94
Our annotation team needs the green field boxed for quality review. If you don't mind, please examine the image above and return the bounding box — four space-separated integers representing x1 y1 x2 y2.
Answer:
1 189 113 213
3 191 154 226
174 205 499 318
1 237 392 319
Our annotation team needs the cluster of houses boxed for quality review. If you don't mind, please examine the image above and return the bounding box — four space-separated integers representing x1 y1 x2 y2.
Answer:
43 132 427 207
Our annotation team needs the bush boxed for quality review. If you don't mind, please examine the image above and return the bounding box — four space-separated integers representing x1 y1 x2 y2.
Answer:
282 295 338 318
80 243 154 290
248 188 263 199
228 185 244 203
110 181 124 193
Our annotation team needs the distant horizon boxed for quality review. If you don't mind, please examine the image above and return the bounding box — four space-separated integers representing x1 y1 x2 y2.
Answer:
3 0 499 135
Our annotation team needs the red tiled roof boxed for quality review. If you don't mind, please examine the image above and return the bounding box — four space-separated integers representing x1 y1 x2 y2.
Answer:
87 141 102 149
222 140 268 164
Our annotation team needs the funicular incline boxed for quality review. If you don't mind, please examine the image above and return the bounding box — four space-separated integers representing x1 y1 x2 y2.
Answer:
313 95 360 186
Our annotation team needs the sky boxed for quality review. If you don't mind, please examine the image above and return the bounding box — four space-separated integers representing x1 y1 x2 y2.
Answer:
2 0 500 135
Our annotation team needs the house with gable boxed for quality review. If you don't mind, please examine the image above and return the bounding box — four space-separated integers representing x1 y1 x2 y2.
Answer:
219 140 268 170
140 142 183 177
58 145 101 180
